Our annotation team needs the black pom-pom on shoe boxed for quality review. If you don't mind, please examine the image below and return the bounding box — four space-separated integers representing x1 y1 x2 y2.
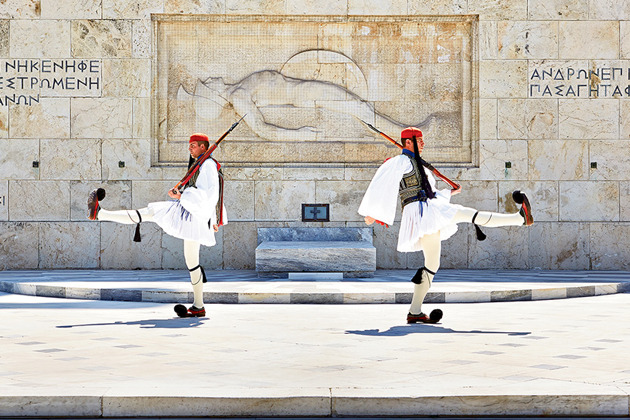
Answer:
87 188 106 221
512 190 524 204
174 304 188 317
512 190 534 226
430 309 443 323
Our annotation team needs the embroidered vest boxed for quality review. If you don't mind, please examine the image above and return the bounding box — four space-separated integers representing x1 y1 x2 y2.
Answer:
399 156 429 209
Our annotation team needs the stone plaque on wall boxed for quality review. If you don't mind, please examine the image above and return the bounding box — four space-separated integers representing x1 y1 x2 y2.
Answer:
152 15 478 167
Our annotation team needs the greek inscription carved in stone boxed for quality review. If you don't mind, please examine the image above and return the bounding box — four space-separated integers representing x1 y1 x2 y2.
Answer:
529 66 630 98
0 59 101 105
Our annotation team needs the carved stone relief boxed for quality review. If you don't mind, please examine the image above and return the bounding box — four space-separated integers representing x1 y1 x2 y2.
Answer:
153 15 478 166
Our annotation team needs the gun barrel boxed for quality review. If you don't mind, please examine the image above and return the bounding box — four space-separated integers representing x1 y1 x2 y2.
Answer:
172 115 246 191
359 119 402 149
360 119 460 192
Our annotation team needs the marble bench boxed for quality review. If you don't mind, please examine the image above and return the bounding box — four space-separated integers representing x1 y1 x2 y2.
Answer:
255 227 376 278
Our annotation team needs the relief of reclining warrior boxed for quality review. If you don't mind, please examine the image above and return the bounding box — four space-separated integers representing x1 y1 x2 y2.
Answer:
177 69 457 141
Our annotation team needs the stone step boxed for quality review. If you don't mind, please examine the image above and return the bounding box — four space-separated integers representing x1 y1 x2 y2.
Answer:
0 269 628 304
2 389 627 418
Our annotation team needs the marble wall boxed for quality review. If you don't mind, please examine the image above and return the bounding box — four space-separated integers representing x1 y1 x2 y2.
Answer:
0 0 629 270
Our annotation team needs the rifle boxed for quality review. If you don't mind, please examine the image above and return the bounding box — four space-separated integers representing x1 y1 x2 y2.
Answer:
172 115 246 193
360 119 461 192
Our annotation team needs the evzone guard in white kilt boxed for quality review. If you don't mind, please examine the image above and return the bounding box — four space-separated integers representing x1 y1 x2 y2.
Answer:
359 127 533 324
87 133 227 318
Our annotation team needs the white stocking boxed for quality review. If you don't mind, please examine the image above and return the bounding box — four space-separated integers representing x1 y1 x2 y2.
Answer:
407 206 523 315
184 240 204 309
409 231 441 315
97 207 154 224
450 206 524 227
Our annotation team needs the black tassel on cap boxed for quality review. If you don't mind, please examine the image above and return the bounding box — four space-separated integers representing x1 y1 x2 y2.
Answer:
133 210 142 242
412 136 435 199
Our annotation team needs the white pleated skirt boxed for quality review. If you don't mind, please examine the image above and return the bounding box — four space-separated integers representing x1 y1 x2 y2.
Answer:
397 190 464 252
148 201 216 247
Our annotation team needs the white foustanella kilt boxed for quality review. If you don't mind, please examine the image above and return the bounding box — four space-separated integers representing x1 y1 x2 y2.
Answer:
148 200 217 246
148 158 227 247
358 154 463 253
396 189 463 252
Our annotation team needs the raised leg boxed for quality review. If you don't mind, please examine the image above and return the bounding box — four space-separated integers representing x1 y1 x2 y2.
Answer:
449 190 533 228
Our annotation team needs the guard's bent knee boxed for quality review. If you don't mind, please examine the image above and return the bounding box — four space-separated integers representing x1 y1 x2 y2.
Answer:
411 266 436 284
189 264 207 284
411 268 423 284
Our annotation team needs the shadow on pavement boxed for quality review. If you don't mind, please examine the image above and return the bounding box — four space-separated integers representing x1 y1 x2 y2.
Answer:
56 317 206 329
0 301 159 309
346 324 531 337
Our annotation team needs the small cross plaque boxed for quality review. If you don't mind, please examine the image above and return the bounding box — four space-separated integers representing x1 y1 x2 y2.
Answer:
302 204 330 222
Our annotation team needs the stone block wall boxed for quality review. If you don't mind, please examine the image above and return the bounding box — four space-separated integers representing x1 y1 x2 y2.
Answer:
1 0 629 270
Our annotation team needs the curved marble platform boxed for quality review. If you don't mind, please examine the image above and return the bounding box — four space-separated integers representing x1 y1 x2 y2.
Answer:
1 291 630 418
0 269 628 304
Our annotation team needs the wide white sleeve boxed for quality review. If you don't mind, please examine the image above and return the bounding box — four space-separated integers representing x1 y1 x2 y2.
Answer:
179 160 219 224
358 156 411 226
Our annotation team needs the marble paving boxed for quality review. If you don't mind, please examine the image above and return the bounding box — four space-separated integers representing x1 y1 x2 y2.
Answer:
0 269 628 304
0 292 628 417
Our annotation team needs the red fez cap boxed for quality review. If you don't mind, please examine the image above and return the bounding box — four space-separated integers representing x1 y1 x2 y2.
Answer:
401 127 422 139
189 133 209 143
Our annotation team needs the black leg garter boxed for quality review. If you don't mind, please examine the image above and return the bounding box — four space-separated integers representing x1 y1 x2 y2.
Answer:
189 264 207 283
411 266 437 284
471 211 487 241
